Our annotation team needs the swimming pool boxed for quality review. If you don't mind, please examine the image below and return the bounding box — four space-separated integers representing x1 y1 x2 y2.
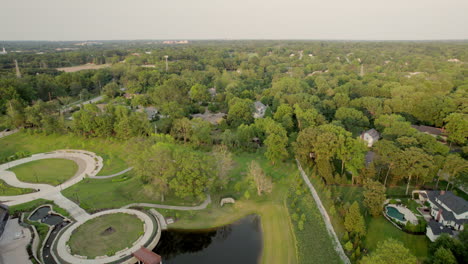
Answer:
386 206 406 222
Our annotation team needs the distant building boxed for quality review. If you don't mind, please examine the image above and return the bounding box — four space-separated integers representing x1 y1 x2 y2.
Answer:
0 47 7 55
0 204 9 238
411 125 446 140
413 190 468 242
253 101 267 119
137 106 158 121
360 129 380 147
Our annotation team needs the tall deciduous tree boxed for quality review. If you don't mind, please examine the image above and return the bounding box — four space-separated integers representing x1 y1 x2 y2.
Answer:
344 201 366 237
212 144 234 188
363 179 386 217
444 113 467 145
393 147 434 195
248 161 273 196
361 239 417 264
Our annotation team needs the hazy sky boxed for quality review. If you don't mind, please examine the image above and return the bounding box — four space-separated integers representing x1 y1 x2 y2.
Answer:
1 0 467 40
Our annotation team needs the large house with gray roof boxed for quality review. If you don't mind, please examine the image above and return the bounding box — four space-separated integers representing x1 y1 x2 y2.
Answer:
414 190 468 241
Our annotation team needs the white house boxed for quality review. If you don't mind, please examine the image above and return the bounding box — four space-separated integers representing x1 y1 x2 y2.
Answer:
414 190 468 241
253 101 267 119
360 129 380 147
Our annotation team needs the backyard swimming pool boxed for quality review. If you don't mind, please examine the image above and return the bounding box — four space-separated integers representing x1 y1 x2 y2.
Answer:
386 206 406 222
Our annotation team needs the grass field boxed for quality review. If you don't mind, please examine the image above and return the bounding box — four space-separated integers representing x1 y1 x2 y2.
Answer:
62 174 204 212
0 179 35 195
365 216 429 259
9 158 78 186
287 184 342 264
68 213 144 258
0 131 129 176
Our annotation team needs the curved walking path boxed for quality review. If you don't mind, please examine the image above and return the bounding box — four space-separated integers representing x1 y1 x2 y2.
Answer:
89 167 133 179
55 209 158 264
296 160 350 264
0 150 103 221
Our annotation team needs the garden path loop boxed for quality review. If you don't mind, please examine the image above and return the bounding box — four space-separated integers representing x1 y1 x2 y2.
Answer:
0 150 103 220
296 159 351 264
89 167 134 179
122 194 211 211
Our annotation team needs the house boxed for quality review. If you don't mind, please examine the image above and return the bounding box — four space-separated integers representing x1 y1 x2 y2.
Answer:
413 190 468 241
191 111 226 125
411 125 447 141
208 88 217 98
137 106 158 121
0 204 8 238
426 220 453 242
253 101 267 119
360 129 380 147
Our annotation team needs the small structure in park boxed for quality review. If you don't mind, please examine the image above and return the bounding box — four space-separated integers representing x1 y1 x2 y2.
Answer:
253 101 267 119
220 197 235 207
413 190 468 242
133 247 162 264
360 129 380 147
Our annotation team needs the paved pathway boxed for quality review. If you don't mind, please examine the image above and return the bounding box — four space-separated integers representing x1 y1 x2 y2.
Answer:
0 218 32 264
0 150 103 222
89 167 133 179
122 194 211 211
296 160 350 264
0 129 19 139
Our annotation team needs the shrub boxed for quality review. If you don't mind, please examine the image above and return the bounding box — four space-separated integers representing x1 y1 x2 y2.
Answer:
343 232 349 242
345 241 353 252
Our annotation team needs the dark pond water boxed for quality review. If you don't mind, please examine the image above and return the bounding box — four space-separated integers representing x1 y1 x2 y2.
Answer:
29 206 65 225
154 215 262 264
29 207 50 221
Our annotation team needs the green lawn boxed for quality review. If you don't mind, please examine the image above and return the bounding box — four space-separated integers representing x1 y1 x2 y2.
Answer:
62 174 204 213
68 213 144 258
0 131 129 176
0 179 35 195
365 216 429 260
158 153 299 264
9 158 78 186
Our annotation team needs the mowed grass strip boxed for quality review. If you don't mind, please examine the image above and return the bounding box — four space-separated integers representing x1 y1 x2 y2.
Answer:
68 213 144 258
9 158 78 186
0 179 35 195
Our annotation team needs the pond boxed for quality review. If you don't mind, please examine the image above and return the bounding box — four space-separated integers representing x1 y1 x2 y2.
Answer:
154 215 262 264
29 206 65 225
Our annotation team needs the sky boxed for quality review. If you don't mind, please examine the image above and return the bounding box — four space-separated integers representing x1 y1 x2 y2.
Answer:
1 0 468 41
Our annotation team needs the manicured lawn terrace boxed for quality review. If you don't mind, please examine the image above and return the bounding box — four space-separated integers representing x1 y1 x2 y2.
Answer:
9 158 78 186
62 174 205 212
0 179 35 195
0 132 128 176
68 213 144 258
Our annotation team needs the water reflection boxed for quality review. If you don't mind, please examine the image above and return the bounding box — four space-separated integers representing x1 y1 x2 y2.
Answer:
154 215 262 264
